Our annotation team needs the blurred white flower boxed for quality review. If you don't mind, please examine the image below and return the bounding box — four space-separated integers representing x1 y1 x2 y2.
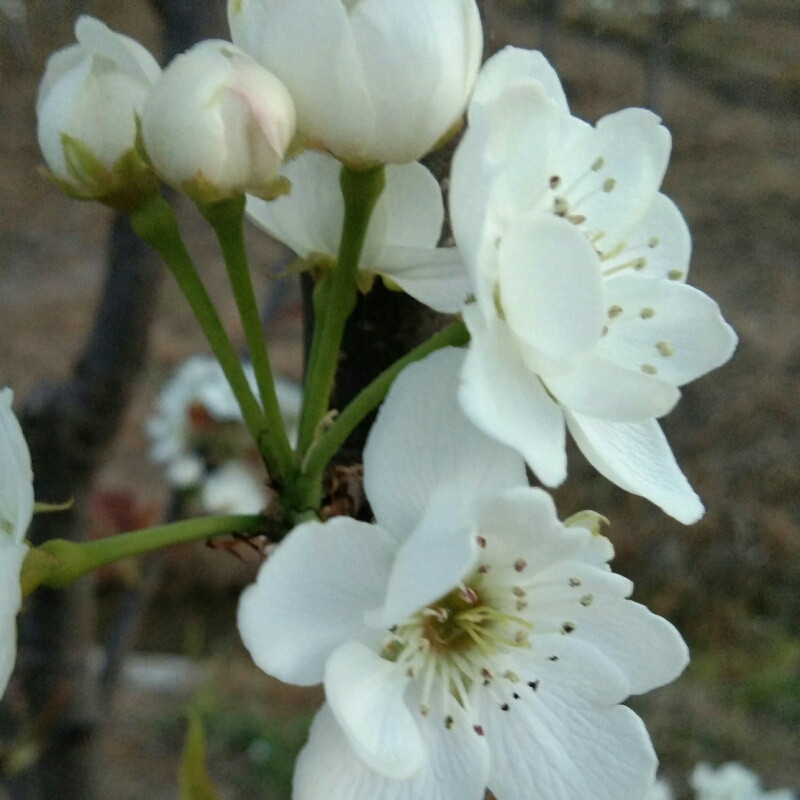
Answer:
142 40 295 203
246 150 469 313
0 389 34 696
201 461 267 515
238 348 688 800
147 357 300 489
36 15 160 205
450 46 737 523
692 763 796 800
650 778 676 800
228 0 483 164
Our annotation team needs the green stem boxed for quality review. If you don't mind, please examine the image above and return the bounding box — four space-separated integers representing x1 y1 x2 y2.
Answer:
296 164 385 457
200 196 296 484
129 194 275 477
22 514 266 594
294 319 470 510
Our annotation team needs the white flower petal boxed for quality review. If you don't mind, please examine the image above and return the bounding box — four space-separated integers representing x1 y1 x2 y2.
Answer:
598 276 738 387
526 561 689 693
498 215 604 369
349 0 483 163
601 193 691 282
0 389 34 543
474 487 614 575
74 15 160 84
557 108 671 248
480 686 658 800
449 103 496 288
511 632 632 705
370 482 478 628
375 246 470 313
294 700 490 800
470 45 570 115
451 80 569 298
200 461 267 515
0 538 27 697
565 411 704 524
237 517 396 685
325 641 424 779
544 352 680 421
246 150 344 259
460 306 567 487
364 346 527 541
380 161 445 249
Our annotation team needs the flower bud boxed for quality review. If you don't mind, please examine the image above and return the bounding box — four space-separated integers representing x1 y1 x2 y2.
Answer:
141 40 296 204
36 15 160 207
229 0 483 165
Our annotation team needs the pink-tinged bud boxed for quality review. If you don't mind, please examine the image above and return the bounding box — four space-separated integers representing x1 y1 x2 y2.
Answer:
141 40 296 204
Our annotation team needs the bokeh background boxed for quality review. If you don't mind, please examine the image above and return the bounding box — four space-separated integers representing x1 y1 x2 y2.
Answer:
0 0 798 797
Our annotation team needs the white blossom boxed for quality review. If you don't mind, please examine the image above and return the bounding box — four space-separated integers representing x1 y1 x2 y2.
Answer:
228 0 483 165
141 40 295 203
238 348 688 800
147 357 300 489
0 389 34 696
36 15 160 204
692 763 796 800
246 150 469 313
449 46 737 523
200 461 268 515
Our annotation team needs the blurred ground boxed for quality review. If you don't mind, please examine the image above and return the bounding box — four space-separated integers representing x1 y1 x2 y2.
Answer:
1 0 799 798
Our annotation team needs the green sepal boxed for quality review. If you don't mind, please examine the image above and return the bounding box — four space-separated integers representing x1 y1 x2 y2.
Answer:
45 134 159 210
181 173 291 205
19 544 61 597
563 510 610 536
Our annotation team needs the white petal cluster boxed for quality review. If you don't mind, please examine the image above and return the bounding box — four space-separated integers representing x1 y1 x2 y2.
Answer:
450 47 738 523
141 40 296 203
238 349 689 800
228 0 483 165
147 357 300 512
0 389 34 697
691 763 797 800
246 151 470 313
36 15 160 202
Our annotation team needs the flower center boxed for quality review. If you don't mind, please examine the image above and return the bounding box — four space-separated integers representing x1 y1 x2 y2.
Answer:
380 563 534 722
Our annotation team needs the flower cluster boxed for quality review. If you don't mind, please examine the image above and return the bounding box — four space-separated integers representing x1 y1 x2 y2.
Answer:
28 4 741 800
147 356 300 513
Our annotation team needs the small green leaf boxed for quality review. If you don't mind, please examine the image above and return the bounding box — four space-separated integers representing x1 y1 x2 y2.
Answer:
179 710 222 800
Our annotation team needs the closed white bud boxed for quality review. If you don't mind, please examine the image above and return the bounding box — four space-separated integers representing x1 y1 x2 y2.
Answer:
36 15 160 207
229 0 483 165
141 40 296 204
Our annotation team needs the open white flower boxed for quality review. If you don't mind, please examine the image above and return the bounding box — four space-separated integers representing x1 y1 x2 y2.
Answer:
141 40 295 203
0 389 34 696
36 15 160 205
228 0 482 164
238 348 688 800
449 46 737 523
246 150 470 313
691 763 796 800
